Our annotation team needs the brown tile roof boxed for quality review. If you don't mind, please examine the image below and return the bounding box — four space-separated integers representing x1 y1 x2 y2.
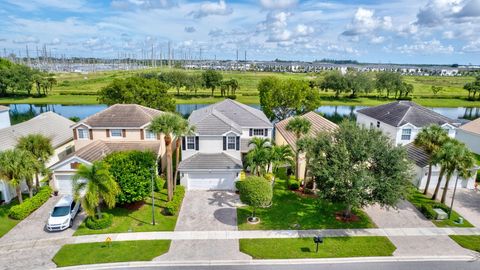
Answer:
275 111 338 151
0 105 9 112
78 104 163 128
52 140 162 166
459 117 480 135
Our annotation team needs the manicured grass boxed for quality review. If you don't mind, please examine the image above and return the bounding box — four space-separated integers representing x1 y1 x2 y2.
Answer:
74 187 181 235
0 200 20 238
52 240 170 267
408 190 473 228
240 237 396 259
449 235 480 252
237 179 375 230
475 154 480 166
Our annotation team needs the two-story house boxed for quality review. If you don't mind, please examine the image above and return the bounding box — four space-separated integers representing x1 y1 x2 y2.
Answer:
178 99 273 190
50 104 167 195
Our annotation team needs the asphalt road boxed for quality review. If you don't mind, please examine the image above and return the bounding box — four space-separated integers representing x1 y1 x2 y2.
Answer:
84 260 480 270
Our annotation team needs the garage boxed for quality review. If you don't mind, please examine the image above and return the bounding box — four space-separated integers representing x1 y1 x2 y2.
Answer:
185 172 237 190
54 174 74 195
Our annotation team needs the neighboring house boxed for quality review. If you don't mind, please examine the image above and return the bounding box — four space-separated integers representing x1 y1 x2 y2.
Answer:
50 104 166 195
456 117 480 154
0 112 75 203
357 101 456 146
275 111 338 180
178 99 273 190
0 105 10 129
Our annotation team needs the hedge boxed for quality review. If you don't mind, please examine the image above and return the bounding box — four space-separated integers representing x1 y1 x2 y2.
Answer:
85 213 113 230
154 177 166 192
8 186 52 220
165 186 185 216
236 176 273 210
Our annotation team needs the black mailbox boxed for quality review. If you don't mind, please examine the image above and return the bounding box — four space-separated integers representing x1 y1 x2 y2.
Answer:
313 236 323 244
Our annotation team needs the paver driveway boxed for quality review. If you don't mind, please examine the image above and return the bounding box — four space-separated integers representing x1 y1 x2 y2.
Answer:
365 200 472 257
442 189 480 228
0 196 85 270
156 191 251 261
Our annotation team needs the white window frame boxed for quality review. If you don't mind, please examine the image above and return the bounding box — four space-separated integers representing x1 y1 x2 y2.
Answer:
110 129 123 138
227 136 236 150
77 129 89 140
186 136 196 150
145 130 156 140
401 128 411 141
253 129 265 136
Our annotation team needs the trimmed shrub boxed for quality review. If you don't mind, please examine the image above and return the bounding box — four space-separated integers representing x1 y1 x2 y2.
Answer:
165 186 185 216
154 177 166 192
103 150 157 204
263 173 275 183
85 213 113 230
289 181 300 190
9 186 52 220
420 204 437 219
236 176 273 216
226 94 237 100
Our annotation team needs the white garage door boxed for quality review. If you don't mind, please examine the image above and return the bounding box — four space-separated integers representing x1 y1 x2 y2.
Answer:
55 174 74 195
187 172 236 190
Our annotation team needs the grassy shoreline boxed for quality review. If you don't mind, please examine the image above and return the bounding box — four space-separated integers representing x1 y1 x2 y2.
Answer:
1 94 480 108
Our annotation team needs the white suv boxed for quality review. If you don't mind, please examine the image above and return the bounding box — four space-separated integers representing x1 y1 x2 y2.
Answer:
46 195 80 232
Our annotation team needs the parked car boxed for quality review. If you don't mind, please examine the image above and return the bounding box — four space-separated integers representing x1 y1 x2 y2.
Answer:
46 195 80 232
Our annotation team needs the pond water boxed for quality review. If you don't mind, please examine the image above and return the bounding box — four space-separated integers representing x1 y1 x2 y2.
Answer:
5 103 480 125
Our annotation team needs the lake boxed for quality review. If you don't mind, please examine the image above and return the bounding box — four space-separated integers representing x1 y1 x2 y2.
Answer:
5 103 480 125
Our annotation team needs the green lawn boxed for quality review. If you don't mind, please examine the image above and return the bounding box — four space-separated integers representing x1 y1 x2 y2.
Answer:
74 188 180 235
52 240 170 267
240 237 396 259
0 200 20 238
449 235 480 252
475 154 480 165
408 190 473 228
237 179 375 230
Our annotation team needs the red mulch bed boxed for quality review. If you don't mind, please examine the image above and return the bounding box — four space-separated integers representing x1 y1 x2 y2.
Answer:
335 212 360 223
119 201 145 211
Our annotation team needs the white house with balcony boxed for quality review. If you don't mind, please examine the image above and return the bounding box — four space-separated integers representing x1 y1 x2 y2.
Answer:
178 99 273 190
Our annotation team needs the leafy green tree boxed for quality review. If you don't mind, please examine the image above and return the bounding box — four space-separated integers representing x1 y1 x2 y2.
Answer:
73 161 120 219
159 70 188 95
308 120 411 218
0 149 39 203
245 138 271 176
400 82 414 97
258 77 321 121
16 134 54 188
320 72 347 98
202 70 223 96
103 151 157 204
149 113 191 201
464 76 480 100
98 77 175 112
236 176 273 222
286 116 311 181
345 72 374 98
431 86 443 96
414 125 449 194
185 74 203 95
375 72 403 98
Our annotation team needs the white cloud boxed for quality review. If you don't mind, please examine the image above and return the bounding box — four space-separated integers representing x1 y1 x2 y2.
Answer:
83 37 113 51
342 8 392 37
184 26 196 33
46 38 62 45
111 0 177 10
190 0 233 19
462 39 480 52
5 0 93 12
12 36 40 44
396 39 454 54
295 24 314 36
259 0 298 10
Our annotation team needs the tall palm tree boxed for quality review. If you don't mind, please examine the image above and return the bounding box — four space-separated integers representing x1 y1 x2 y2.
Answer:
149 113 190 201
16 134 54 188
73 161 120 219
173 120 195 190
269 145 294 174
285 116 311 180
296 136 315 191
245 137 271 176
0 149 39 203
414 125 449 194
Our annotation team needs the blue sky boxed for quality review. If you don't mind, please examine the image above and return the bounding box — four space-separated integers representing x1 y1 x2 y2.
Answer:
0 0 479 64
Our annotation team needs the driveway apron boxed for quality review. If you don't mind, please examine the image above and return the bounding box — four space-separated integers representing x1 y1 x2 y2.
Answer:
156 191 251 261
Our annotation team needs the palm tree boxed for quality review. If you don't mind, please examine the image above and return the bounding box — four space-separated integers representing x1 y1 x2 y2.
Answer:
16 134 54 189
269 145 294 174
285 116 311 180
149 113 190 201
0 149 39 203
72 161 120 219
172 119 195 190
245 137 271 176
296 136 315 191
414 125 449 194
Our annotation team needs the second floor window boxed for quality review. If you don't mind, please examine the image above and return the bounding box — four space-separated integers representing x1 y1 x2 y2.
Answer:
401 129 411 140
187 136 196 149
145 130 156 140
110 129 122 137
253 129 264 136
78 129 89 139
227 136 236 150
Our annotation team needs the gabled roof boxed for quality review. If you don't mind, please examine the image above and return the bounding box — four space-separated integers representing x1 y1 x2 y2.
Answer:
405 143 429 168
459 117 480 135
0 112 74 151
51 140 162 168
75 104 163 128
275 111 338 151
0 105 9 112
189 99 272 135
178 153 242 171
357 101 454 128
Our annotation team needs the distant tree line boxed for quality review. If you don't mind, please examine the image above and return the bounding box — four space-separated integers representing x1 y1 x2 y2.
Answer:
464 76 480 100
0 59 56 97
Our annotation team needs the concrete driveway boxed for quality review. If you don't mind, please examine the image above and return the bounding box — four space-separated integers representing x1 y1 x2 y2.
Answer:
442 189 480 228
157 191 251 261
365 200 472 257
0 196 85 270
